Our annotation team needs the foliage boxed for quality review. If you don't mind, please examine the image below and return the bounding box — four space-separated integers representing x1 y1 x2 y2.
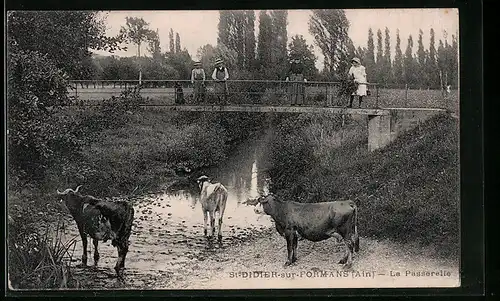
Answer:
288 35 318 80
8 201 78 289
256 11 273 75
7 11 124 79
393 29 404 85
267 115 316 198
309 9 353 79
7 46 80 185
198 43 238 74
218 10 256 71
175 32 181 53
165 50 193 80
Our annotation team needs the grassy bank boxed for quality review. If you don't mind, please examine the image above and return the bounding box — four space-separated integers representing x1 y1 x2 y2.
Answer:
266 113 459 258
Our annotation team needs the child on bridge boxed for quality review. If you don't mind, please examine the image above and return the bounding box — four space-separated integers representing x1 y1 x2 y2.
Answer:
348 57 368 108
212 58 229 105
191 61 206 103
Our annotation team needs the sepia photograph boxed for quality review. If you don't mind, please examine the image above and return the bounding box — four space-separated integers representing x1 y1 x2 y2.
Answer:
6 8 461 291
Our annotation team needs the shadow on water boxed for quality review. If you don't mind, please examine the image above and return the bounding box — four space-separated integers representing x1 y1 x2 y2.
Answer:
62 129 276 288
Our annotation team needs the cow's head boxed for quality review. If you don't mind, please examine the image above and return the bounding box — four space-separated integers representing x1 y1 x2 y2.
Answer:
244 194 276 216
196 175 210 191
57 185 83 209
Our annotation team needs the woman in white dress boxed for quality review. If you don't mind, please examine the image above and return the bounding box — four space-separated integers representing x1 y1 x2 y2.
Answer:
347 57 367 108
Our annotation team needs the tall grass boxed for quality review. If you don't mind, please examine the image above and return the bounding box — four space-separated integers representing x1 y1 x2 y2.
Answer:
8 215 79 289
267 113 459 258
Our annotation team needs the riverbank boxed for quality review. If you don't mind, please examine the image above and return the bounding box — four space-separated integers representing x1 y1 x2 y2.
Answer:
265 112 460 259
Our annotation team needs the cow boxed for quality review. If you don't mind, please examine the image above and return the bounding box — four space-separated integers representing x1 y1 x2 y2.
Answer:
57 185 135 278
244 193 359 269
196 175 228 242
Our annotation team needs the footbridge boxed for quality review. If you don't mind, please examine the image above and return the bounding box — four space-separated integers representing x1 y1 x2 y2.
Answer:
69 79 454 152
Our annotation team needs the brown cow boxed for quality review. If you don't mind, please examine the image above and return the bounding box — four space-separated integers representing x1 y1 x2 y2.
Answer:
245 194 359 268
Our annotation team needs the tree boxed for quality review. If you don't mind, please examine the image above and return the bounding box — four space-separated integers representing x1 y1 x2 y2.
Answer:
175 32 181 53
288 34 318 79
166 49 192 80
375 28 383 82
393 29 404 85
244 11 256 71
257 11 273 76
269 10 288 78
217 10 256 71
425 28 439 88
365 28 376 81
169 28 175 53
437 38 446 88
147 29 162 62
404 34 417 86
197 43 238 80
416 29 427 87
8 11 123 79
309 9 352 79
381 27 393 85
7 11 121 184
120 17 156 84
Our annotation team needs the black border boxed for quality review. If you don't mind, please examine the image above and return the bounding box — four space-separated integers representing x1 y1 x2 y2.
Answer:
4 0 484 298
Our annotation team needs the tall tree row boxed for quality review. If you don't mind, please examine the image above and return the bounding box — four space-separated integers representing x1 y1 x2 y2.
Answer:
362 27 458 88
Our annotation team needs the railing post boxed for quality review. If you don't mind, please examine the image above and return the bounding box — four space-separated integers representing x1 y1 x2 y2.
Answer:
325 84 328 107
405 83 408 107
376 84 379 107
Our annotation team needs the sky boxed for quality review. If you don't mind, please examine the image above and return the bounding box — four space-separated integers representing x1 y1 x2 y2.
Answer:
94 9 459 70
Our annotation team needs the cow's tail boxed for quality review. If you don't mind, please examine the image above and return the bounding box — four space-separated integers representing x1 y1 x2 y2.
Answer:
214 184 228 213
353 204 360 253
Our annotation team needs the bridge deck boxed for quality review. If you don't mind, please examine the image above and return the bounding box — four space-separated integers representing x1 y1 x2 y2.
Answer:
140 105 393 116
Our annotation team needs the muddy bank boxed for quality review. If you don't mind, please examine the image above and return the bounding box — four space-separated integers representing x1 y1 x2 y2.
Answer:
152 230 460 290
62 190 274 289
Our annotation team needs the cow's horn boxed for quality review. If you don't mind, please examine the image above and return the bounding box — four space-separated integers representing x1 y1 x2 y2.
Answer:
57 188 72 195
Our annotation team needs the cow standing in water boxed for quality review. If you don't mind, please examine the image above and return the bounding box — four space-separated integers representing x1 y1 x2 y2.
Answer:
196 175 228 242
57 185 134 278
245 194 360 269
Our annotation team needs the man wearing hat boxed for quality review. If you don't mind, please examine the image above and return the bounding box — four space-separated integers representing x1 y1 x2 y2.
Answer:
286 56 307 106
211 58 230 104
191 61 206 103
347 57 368 108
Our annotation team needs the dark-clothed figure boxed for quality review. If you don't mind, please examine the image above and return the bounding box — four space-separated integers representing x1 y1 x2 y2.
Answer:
211 58 229 105
174 81 185 104
286 57 307 106
191 61 206 103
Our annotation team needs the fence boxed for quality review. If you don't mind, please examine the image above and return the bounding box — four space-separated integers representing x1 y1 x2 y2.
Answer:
68 79 457 110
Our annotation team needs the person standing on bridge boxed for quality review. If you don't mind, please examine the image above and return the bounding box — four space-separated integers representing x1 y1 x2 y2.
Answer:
286 56 307 106
212 58 229 105
191 61 206 103
348 57 368 108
